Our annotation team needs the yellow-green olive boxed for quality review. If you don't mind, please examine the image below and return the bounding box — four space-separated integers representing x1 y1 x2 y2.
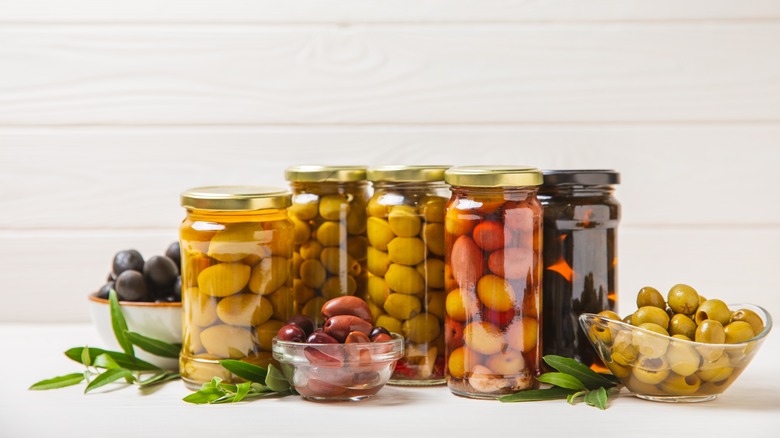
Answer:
695 299 731 326
423 223 446 257
665 341 700 376
667 283 700 315
200 324 254 358
730 308 765 335
636 286 666 309
631 306 671 331
299 240 323 261
695 319 726 344
319 195 349 221
197 263 251 297
697 355 733 382
622 314 633 324
660 373 701 395
366 247 390 277
301 297 326 326
427 291 446 321
417 258 445 289
608 362 631 379
383 293 422 320
367 276 390 306
376 314 403 334
724 321 755 344
611 331 638 366
267 286 295 321
320 275 357 300
346 202 367 235
255 319 285 351
367 197 390 218
403 313 441 343
589 325 613 345
387 237 426 266
316 220 346 247
347 236 368 261
420 196 446 223
290 216 311 246
207 223 269 262
669 314 697 339
367 217 395 251
388 205 422 237
385 264 425 295
299 259 327 289
216 293 273 327
319 247 352 275
248 256 289 295
290 198 318 221
185 287 217 326
597 310 621 321
632 355 670 385
632 323 670 358
293 279 314 305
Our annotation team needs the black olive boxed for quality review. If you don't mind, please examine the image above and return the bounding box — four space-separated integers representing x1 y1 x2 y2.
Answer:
113 249 144 277
97 281 114 299
143 255 178 292
115 270 148 301
172 276 181 301
165 242 181 274
107 272 115 282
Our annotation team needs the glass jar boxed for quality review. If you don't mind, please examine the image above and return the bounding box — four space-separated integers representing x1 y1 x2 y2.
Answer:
539 170 621 371
443 166 543 399
285 166 371 327
365 165 451 385
179 186 294 390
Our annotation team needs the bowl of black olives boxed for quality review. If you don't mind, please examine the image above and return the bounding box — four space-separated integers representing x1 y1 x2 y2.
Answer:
88 243 183 370
580 284 772 402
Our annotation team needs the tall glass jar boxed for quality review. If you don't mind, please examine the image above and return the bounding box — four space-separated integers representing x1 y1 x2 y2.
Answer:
365 165 451 385
179 186 294 390
540 170 620 371
285 166 371 327
443 166 543 399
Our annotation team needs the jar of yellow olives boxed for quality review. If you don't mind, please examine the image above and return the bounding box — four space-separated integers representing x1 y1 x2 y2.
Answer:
179 186 295 390
443 166 543 399
285 166 371 327
539 170 620 371
365 165 451 385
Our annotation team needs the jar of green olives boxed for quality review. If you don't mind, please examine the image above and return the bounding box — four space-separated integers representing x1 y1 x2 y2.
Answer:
539 170 620 370
285 166 371 327
365 165 451 385
443 166 543 399
179 186 295 390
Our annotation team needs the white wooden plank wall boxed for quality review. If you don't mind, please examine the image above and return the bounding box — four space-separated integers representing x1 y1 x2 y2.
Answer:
0 2 778 323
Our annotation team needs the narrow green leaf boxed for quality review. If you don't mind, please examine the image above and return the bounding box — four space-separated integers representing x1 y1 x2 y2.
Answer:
183 389 224 404
219 360 268 384
598 372 621 385
498 387 576 403
84 368 135 393
217 382 239 394
125 331 181 358
232 382 251 402
138 372 180 387
92 353 121 369
567 390 588 405
584 386 609 410
210 394 236 404
81 347 92 367
543 355 616 390
29 373 85 390
108 289 134 357
537 372 586 391
65 347 161 371
265 364 290 393
250 382 272 393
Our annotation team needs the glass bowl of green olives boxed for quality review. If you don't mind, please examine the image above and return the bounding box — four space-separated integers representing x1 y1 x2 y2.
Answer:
579 284 772 402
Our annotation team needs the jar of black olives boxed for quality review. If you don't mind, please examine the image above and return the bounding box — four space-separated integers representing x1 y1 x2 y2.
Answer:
179 186 294 390
539 170 620 370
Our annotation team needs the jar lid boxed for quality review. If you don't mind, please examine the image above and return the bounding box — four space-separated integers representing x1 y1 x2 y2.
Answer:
181 186 292 211
285 165 367 182
367 165 451 182
542 170 620 186
444 165 543 187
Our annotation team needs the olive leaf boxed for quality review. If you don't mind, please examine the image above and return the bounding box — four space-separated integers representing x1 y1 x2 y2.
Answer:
108 289 134 357
232 382 252 403
219 360 268 384
498 387 576 403
65 347 161 371
265 364 291 393
584 387 609 410
543 355 616 390
537 372 586 391
29 373 86 390
139 372 180 387
567 390 588 405
81 347 92 367
125 331 181 358
84 368 136 394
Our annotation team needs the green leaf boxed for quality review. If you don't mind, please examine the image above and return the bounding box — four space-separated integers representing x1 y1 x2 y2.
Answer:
81 347 92 367
138 372 180 387
183 389 225 404
218 360 268 384
232 382 251 402
125 331 181 358
92 353 121 369
498 387 576 403
543 355 616 390
29 373 85 390
537 372 586 391
567 390 588 405
66 347 161 371
265 364 290 393
584 386 609 410
108 289 134 357
84 368 136 393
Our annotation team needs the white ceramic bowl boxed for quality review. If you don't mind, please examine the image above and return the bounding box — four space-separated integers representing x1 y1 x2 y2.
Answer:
88 292 182 370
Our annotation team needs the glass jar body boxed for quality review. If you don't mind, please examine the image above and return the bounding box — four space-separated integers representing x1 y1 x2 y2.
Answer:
444 186 543 398
366 181 451 385
288 181 372 327
540 185 620 370
179 208 294 390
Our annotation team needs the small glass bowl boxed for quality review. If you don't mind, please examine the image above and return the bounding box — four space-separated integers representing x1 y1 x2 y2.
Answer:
579 303 772 402
272 334 404 401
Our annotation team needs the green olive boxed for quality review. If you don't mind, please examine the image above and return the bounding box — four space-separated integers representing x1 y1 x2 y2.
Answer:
384 263 425 294
346 201 367 235
695 299 731 326
611 331 638 366
388 205 422 237
347 236 368 261
316 220 346 247
597 310 621 321
367 217 395 251
589 325 613 345
667 284 700 315
665 341 700 376
632 323 670 358
697 355 733 382
290 198 318 221
632 355 670 385
383 293 422 320
320 247 352 275
367 276 390 306
724 321 755 344
367 197 390 218
423 223 446 257
366 247 390 277
319 195 349 221
636 286 666 309
626 376 664 396
299 240 323 261
299 259 326 289
669 314 697 339
290 216 311 246
402 313 441 343
417 258 445 289
248 256 290 296
622 314 633 324
730 308 765 335
671 334 692 342
320 275 357 300
695 319 726 344
420 196 446 223
631 306 671 330
660 373 701 395
387 237 426 266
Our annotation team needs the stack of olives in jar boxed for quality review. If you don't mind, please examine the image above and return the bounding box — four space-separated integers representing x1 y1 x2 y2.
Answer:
285 166 371 327
595 284 766 397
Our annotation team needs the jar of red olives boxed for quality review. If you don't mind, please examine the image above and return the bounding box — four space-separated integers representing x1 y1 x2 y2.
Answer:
285 166 372 327
443 166 543 399
179 186 294 390
540 170 620 371
365 165 451 385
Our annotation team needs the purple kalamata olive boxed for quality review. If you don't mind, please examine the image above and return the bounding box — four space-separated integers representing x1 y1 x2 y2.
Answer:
370 326 390 338
321 296 372 323
324 315 373 343
306 329 339 344
345 331 371 344
287 315 315 336
276 323 306 342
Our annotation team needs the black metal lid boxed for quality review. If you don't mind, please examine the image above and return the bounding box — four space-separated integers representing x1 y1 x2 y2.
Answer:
542 169 620 186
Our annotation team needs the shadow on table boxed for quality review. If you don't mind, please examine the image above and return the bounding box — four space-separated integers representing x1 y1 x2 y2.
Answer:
707 383 780 412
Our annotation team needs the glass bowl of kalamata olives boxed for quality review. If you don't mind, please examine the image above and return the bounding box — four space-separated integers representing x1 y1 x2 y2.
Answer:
272 296 404 401
87 243 183 370
580 284 772 402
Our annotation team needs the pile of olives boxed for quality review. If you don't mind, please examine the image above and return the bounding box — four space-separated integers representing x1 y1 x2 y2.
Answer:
96 242 181 303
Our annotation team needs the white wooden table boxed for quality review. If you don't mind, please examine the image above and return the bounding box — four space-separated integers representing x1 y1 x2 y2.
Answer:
3 324 779 438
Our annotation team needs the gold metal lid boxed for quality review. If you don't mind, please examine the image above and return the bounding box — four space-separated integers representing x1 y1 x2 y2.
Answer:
180 186 291 211
367 165 451 182
285 165 367 182
444 166 543 187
